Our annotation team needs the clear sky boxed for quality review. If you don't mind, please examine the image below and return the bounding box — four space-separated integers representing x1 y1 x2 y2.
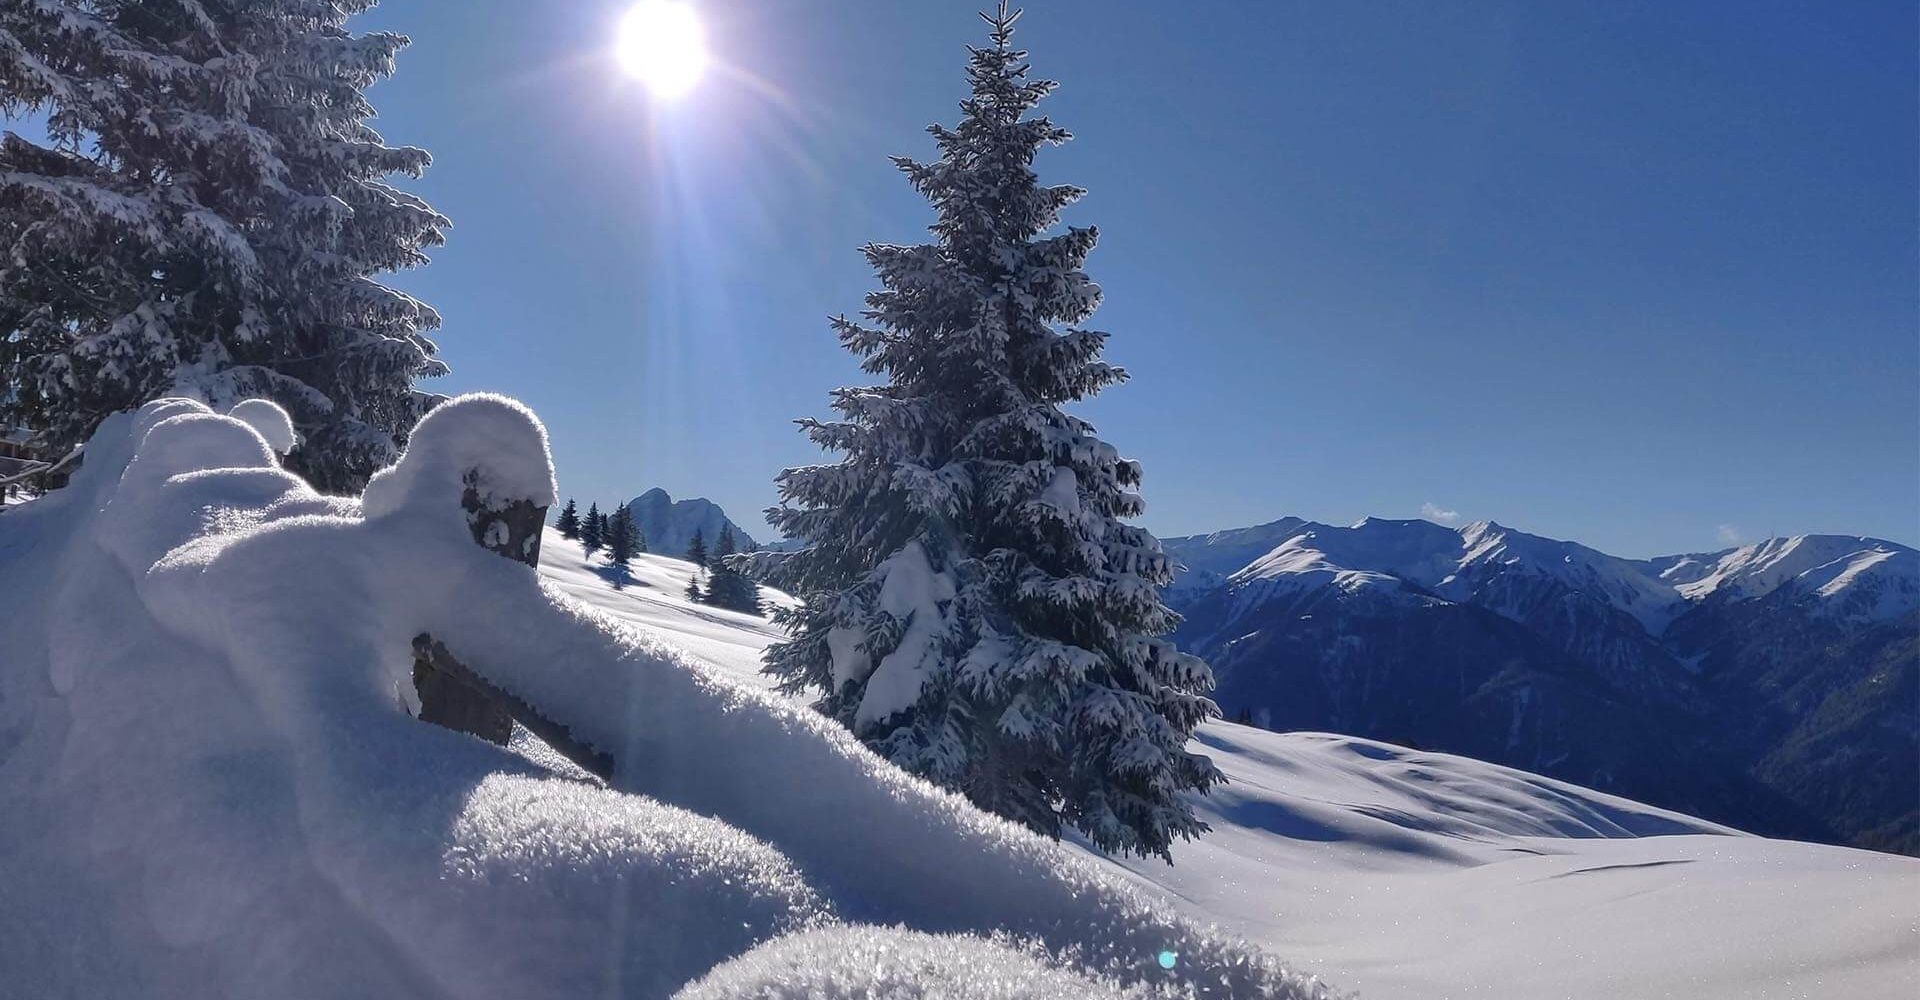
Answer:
351 0 1917 557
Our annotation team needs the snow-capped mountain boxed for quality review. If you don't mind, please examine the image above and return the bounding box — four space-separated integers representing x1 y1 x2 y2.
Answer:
623 487 758 557
1647 534 1920 617
1170 518 1917 629
1163 516 1920 854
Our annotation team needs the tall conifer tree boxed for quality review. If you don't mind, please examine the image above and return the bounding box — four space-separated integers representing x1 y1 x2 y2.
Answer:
556 498 580 539
581 501 603 557
706 525 760 614
0 0 449 491
755 4 1219 858
606 504 639 585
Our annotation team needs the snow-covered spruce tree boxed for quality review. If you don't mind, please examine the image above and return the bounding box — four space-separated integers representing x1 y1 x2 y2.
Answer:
0 0 449 492
753 4 1220 859
556 498 580 539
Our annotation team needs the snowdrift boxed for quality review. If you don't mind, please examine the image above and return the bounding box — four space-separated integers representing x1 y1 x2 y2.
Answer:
0 396 1327 999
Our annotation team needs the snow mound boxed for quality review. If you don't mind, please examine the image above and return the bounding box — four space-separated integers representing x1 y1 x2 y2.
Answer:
0 395 1323 999
225 398 298 454
673 926 1136 1000
362 391 558 521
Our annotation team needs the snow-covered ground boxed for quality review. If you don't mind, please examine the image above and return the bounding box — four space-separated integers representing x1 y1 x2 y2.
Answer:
0 397 1322 1000
546 531 1920 1000
4 396 1914 999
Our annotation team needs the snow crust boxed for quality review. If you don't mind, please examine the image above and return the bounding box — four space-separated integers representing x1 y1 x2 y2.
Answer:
0 397 1322 999
674 926 1134 1000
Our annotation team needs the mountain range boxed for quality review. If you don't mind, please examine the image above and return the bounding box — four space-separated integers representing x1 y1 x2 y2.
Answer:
1161 517 1919 853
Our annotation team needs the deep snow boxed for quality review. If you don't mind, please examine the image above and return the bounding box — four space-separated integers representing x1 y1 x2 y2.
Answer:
545 527 1920 1000
0 397 1323 999
4 395 1915 999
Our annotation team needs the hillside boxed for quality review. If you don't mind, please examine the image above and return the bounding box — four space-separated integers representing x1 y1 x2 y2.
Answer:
0 397 1321 999
1162 516 1920 851
544 528 1920 1000
3 398 1913 999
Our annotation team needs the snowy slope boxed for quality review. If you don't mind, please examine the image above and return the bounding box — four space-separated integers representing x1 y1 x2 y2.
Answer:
546 533 1920 1000
1657 534 1920 618
1162 516 1308 595
539 534 796 676
6 402 1914 999
0 397 1323 1000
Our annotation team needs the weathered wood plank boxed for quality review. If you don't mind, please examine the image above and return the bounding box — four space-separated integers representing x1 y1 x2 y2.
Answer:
412 634 615 782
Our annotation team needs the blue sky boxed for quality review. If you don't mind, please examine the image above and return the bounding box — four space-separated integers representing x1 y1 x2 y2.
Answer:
351 0 1916 557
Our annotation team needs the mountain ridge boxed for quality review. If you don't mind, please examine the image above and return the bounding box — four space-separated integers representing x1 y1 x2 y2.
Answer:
622 487 758 558
1161 514 1920 853
1166 517 1918 628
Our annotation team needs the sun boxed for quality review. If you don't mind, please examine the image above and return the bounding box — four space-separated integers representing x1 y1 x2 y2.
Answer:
615 0 708 99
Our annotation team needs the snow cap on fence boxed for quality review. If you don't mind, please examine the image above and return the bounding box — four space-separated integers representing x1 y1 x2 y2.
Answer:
362 393 557 521
127 402 277 483
225 398 298 455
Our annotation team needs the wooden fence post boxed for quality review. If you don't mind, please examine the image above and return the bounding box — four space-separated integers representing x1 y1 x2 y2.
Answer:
411 475 546 746
408 475 616 781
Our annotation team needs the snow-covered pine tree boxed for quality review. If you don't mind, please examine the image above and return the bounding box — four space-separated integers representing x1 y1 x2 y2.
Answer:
685 528 707 568
581 501 603 557
0 0 449 492
754 4 1220 859
557 498 581 539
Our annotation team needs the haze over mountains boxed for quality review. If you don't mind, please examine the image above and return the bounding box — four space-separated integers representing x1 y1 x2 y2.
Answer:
1162 517 1919 853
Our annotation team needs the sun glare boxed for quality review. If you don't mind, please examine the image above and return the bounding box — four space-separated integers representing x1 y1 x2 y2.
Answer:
616 0 708 99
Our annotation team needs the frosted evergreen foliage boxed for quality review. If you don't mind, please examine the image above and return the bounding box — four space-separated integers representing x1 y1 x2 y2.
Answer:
758 4 1220 859
0 0 449 491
